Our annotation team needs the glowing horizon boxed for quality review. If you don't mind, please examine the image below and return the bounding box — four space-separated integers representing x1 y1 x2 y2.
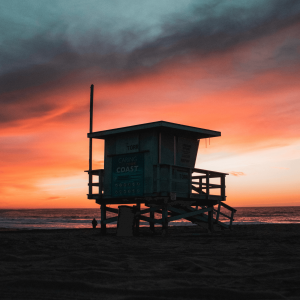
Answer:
1 0 299 208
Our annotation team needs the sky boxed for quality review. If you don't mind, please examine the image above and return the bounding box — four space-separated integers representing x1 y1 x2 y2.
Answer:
0 0 300 209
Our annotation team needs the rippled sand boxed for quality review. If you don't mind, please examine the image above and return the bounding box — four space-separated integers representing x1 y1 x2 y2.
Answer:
0 224 299 299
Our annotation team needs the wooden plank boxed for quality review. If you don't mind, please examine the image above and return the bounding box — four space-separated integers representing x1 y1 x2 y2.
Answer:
106 207 119 214
191 185 201 193
192 175 222 179
88 183 100 186
103 216 118 224
168 207 212 222
168 206 211 216
85 169 104 175
87 194 100 199
168 207 209 223
213 209 232 220
192 167 228 175
191 182 221 189
221 201 237 212
136 206 161 215
140 215 162 224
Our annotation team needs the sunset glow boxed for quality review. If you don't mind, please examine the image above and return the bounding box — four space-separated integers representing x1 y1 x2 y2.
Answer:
1 0 300 208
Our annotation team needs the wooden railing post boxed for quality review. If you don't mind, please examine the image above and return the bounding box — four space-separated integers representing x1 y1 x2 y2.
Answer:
98 170 102 200
199 176 202 194
216 202 221 223
189 169 192 198
89 172 92 196
221 175 225 200
206 172 210 200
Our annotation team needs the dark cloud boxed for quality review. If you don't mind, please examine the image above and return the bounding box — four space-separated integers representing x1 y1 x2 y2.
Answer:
1 0 300 126
125 0 300 68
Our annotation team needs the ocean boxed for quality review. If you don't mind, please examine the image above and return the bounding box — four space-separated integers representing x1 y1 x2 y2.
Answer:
0 206 299 230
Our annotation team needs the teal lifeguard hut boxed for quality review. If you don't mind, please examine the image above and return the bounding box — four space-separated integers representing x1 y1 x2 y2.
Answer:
86 85 236 235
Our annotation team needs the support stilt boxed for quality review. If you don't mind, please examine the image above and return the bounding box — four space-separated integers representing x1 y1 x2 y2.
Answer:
150 210 155 233
208 205 214 233
135 202 140 236
162 205 168 234
101 203 106 235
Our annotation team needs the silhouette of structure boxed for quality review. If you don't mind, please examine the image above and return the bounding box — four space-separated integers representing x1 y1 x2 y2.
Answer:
85 85 236 235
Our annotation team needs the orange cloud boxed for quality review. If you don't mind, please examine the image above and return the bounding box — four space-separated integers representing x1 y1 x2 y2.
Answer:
1 21 300 208
229 172 246 177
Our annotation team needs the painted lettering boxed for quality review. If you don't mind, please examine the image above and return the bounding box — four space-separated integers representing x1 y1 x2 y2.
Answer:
126 144 139 150
118 156 137 163
116 165 139 173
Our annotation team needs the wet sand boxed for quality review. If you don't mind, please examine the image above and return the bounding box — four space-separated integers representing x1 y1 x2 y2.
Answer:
0 224 299 299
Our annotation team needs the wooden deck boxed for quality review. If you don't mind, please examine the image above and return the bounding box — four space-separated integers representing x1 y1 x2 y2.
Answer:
85 166 235 235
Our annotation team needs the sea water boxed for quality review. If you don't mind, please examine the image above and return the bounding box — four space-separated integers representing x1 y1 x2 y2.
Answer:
0 206 299 230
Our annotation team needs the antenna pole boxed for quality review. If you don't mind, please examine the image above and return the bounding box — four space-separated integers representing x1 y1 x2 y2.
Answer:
89 84 94 134
89 84 94 195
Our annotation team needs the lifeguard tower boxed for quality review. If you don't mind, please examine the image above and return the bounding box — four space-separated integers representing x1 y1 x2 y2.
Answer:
86 85 236 235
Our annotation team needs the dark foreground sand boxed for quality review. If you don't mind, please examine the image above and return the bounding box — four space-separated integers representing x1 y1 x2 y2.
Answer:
0 224 299 300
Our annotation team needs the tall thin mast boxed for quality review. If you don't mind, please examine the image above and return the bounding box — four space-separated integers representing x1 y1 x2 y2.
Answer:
89 84 94 195
89 84 94 134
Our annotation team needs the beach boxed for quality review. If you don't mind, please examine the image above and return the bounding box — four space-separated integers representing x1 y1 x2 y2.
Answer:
0 224 299 299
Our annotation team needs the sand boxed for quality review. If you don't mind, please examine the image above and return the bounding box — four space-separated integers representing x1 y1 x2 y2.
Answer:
0 224 299 300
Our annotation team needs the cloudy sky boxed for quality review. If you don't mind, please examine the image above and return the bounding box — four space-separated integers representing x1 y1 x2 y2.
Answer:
1 0 300 208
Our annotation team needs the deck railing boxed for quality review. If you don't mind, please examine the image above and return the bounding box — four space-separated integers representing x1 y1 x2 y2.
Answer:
86 165 228 201
154 164 228 200
214 201 237 229
85 169 104 200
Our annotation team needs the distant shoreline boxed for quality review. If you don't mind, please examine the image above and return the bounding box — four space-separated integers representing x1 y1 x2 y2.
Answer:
1 223 300 233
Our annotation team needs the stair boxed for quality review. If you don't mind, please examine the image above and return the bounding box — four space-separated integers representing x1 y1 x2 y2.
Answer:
144 201 236 232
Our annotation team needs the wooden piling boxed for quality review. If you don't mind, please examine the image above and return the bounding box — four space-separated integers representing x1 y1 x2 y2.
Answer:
135 202 140 236
162 205 168 234
101 202 107 235
150 210 155 233
208 205 214 233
